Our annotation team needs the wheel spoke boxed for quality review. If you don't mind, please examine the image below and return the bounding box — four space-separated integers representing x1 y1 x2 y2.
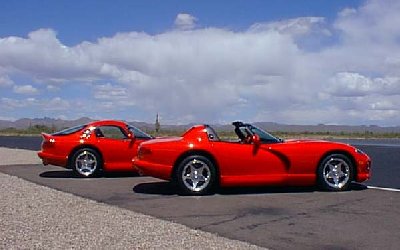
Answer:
197 175 206 182
333 176 340 186
328 163 335 171
191 179 199 190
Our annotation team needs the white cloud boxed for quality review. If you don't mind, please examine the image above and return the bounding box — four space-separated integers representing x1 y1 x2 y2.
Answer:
0 0 399 125
327 72 400 97
43 97 70 111
1 98 26 109
13 85 38 95
1 97 69 111
94 83 128 100
0 75 13 87
249 17 330 37
0 29 99 82
174 13 197 30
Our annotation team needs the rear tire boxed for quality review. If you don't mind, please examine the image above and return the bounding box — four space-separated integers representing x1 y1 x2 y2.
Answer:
71 148 102 177
175 155 217 195
317 154 354 191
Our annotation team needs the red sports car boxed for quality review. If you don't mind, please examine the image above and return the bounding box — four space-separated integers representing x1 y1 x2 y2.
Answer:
38 120 152 177
133 121 371 195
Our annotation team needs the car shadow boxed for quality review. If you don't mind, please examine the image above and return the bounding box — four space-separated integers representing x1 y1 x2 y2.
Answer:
132 181 368 196
39 170 140 179
133 181 179 195
220 182 368 195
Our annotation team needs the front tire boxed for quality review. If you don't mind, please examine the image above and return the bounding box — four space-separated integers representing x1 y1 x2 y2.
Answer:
175 155 217 195
71 148 102 177
317 154 354 191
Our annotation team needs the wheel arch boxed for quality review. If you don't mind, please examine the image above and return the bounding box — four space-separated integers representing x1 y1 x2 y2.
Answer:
68 144 104 169
172 149 220 183
317 150 357 180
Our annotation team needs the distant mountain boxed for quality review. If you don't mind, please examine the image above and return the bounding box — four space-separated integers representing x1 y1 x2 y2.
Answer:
0 117 399 134
252 122 400 133
0 117 93 130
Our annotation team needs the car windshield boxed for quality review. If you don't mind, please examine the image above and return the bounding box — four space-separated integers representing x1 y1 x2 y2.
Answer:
128 125 152 139
52 124 86 136
249 125 282 143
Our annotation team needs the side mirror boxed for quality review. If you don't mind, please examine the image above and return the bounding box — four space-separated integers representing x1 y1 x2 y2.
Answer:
252 134 260 155
252 134 260 146
127 132 136 141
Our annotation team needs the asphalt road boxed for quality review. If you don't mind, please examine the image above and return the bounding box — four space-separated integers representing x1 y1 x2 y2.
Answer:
0 136 42 150
0 136 399 249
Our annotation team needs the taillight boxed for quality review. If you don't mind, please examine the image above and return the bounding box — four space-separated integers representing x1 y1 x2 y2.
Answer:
138 147 151 159
41 133 55 149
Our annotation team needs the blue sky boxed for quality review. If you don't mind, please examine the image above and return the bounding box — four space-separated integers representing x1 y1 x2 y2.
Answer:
1 0 399 125
1 1 363 45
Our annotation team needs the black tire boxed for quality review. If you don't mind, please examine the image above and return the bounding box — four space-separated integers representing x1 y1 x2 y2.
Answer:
175 155 217 195
71 148 102 177
317 154 354 191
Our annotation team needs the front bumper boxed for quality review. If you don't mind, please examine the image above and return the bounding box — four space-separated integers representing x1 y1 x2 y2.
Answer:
355 155 372 183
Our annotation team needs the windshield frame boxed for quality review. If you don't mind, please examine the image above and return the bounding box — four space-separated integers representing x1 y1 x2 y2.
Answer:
248 124 282 143
128 125 153 139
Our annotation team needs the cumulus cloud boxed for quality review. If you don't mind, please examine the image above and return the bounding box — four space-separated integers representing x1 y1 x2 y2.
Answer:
174 13 197 30
43 97 70 111
94 83 128 100
249 17 330 37
0 29 99 82
0 0 399 125
328 72 400 97
13 85 38 95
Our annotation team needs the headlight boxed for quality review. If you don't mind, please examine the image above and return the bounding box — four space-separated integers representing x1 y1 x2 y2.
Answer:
355 148 365 155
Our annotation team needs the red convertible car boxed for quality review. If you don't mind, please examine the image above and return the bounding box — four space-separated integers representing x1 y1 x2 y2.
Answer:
133 121 371 195
38 120 152 177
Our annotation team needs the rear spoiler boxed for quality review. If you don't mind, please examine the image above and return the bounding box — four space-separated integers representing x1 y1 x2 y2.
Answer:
41 132 51 140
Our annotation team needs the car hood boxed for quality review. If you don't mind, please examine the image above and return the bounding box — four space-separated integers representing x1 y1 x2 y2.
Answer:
282 139 352 148
284 139 328 143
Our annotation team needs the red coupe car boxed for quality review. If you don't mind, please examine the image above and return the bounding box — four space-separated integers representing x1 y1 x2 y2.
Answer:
38 120 152 177
133 121 371 195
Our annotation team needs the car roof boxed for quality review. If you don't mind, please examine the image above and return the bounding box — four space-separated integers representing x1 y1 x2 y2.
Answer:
87 120 127 127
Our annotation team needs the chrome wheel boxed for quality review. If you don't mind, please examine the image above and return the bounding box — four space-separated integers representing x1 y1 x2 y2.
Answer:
181 159 211 192
321 156 351 190
74 150 99 177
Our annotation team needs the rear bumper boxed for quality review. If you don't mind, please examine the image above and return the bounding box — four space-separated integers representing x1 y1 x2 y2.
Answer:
37 151 68 167
133 159 172 181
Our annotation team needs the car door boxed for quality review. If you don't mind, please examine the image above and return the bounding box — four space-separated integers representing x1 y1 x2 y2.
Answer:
213 141 288 184
94 125 135 171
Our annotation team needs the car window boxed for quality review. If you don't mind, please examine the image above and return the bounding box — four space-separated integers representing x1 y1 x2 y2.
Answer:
206 126 220 141
52 124 86 136
128 125 152 139
249 125 280 143
96 125 127 140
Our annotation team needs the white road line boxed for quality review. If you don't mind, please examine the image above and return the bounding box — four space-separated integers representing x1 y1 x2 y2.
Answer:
367 186 400 192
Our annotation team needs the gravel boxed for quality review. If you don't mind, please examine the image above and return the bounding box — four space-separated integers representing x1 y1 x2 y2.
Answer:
0 148 265 249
